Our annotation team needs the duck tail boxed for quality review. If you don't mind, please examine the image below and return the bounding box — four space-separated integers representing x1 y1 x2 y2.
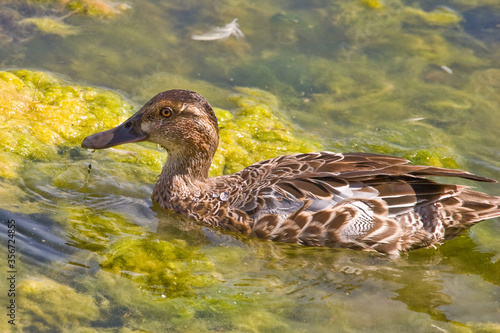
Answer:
459 190 500 222
441 189 500 240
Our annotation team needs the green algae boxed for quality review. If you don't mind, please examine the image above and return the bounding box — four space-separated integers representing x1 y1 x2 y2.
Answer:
5 235 500 332
361 0 385 10
403 6 463 27
212 87 322 175
66 0 131 17
18 278 99 332
73 266 296 332
0 0 131 58
0 70 133 178
100 236 217 297
65 207 147 252
20 17 79 37
13 0 130 17
0 69 322 182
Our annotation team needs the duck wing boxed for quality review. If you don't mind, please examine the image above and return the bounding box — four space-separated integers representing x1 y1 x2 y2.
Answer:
230 152 499 254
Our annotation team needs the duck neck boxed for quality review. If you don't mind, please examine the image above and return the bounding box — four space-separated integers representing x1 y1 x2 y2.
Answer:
154 147 215 204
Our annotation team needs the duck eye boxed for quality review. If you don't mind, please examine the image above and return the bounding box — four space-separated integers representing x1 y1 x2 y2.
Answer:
160 107 173 118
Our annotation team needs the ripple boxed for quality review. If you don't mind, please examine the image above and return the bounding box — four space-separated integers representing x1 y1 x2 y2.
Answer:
17 160 158 229
0 208 76 267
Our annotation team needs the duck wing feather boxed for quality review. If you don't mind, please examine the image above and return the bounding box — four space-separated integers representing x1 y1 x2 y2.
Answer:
226 152 499 254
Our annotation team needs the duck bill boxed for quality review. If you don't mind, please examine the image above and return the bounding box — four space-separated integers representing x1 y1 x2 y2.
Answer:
82 112 147 149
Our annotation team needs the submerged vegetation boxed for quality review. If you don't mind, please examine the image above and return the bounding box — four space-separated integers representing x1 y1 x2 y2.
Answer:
0 69 325 331
0 0 500 331
0 0 130 44
0 70 133 178
0 69 319 181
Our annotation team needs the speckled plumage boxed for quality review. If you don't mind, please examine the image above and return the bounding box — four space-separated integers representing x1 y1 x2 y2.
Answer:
82 90 500 255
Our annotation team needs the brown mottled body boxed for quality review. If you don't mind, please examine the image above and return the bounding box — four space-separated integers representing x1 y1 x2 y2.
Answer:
83 90 500 255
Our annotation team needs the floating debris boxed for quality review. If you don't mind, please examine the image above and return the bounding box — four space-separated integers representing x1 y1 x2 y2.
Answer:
405 117 426 122
430 324 448 333
440 65 453 74
191 18 244 41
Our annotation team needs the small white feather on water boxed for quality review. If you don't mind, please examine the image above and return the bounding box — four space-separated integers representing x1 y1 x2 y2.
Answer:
191 18 244 41
440 65 453 74
405 117 425 122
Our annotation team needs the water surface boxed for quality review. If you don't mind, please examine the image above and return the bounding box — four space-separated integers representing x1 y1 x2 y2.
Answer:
1 0 500 332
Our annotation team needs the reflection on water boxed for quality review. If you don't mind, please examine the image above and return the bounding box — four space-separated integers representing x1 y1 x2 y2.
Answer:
0 208 75 267
0 0 500 331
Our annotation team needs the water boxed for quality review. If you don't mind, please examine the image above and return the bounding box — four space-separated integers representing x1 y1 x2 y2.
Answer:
1 0 500 332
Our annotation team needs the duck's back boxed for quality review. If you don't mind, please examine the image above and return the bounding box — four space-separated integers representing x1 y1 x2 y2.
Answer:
221 152 500 255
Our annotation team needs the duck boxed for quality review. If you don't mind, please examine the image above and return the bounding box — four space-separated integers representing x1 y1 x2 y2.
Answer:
82 89 500 255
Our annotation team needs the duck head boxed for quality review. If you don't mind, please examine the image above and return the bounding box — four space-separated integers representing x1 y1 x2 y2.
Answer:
82 90 220 179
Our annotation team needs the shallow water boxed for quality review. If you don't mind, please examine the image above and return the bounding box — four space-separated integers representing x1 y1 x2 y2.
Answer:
1 0 500 332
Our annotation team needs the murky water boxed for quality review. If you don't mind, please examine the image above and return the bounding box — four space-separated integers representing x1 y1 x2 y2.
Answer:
1 0 500 332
